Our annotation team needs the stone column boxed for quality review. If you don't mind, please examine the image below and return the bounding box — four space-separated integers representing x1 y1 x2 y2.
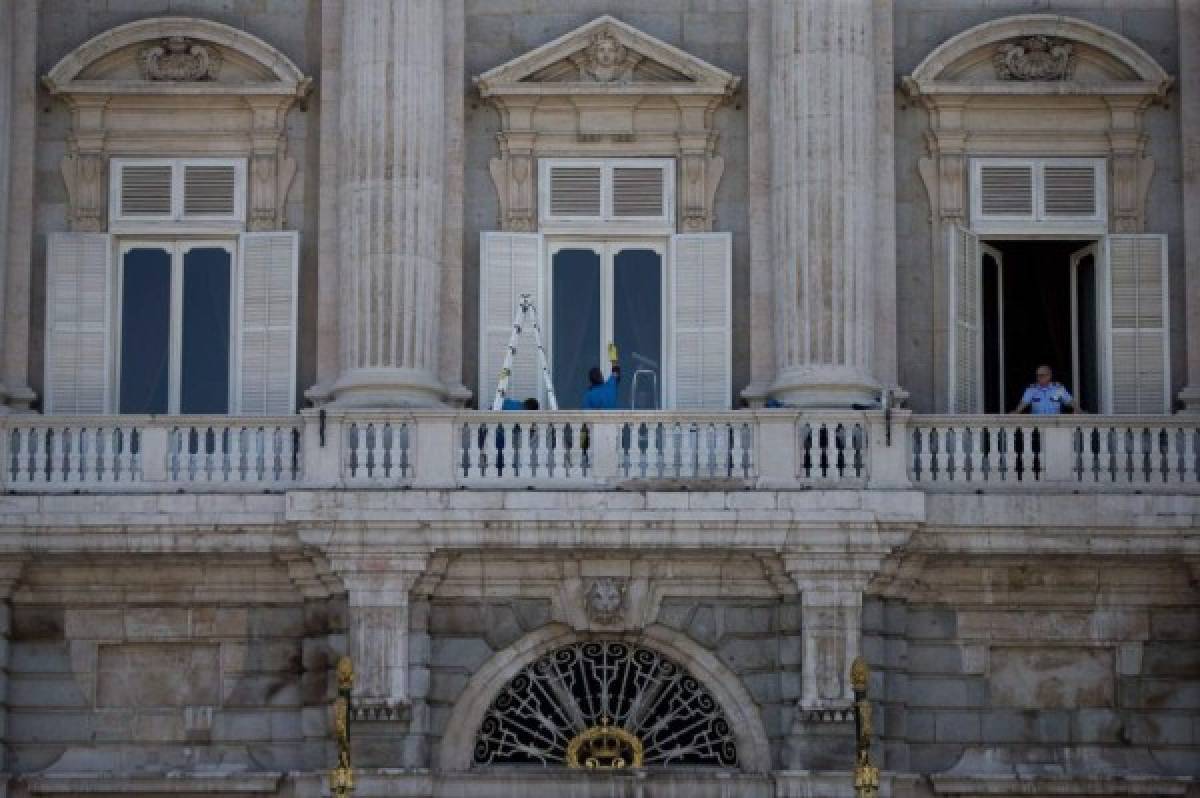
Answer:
0 0 37 411
768 0 881 407
330 0 447 406
1178 0 1200 413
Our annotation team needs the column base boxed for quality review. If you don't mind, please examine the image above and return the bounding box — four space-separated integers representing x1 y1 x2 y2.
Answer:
330 368 447 408
1176 385 1200 414
769 366 881 409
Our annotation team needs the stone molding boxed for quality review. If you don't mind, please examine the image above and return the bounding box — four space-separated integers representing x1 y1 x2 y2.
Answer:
42 17 312 232
436 623 771 773
474 15 739 232
904 14 1172 234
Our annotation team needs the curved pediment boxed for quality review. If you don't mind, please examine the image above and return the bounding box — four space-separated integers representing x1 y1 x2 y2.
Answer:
905 14 1171 100
44 16 310 97
475 15 739 97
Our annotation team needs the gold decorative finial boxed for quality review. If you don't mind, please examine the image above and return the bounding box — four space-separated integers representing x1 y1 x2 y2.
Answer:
331 656 355 798
850 656 869 692
851 656 878 798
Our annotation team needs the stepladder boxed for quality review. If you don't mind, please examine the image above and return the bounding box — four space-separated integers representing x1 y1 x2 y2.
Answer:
491 293 560 411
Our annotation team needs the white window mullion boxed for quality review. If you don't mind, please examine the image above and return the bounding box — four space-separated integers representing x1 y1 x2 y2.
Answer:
168 242 184 414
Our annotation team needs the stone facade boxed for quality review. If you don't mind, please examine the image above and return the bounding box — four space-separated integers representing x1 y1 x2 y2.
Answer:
0 2 1196 798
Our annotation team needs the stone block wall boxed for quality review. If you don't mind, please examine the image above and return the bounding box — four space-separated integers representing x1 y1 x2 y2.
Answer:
5 560 337 777
864 558 1200 780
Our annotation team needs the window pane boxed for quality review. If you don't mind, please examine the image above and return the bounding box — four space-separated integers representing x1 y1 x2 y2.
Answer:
552 248 601 409
180 247 232 414
119 248 171 414
614 248 662 409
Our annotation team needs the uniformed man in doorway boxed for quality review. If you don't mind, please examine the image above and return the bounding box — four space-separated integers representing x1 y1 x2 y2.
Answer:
1012 364 1076 414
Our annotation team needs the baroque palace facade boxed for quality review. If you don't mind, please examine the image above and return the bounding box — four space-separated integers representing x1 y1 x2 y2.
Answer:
0 0 1196 796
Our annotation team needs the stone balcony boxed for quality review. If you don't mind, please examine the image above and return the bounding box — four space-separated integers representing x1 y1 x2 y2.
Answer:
1 409 1197 495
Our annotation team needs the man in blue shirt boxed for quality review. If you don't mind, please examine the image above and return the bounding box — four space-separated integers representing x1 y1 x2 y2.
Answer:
583 363 620 409
1012 364 1076 414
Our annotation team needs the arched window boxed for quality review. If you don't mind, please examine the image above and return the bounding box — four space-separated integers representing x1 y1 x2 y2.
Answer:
472 640 738 769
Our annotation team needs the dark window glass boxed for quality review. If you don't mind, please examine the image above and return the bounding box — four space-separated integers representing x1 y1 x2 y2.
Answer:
552 248 601 409
119 248 171 414
613 248 662 409
180 247 231 414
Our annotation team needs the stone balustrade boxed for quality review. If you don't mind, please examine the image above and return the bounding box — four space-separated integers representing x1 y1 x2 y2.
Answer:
1 410 1197 493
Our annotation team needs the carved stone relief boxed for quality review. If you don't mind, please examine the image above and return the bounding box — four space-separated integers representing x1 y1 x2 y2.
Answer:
993 36 1075 81
585 577 627 624
139 36 222 82
569 30 640 83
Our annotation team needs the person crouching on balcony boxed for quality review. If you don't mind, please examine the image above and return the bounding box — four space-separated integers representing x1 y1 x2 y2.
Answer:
1012 364 1076 414
583 344 621 410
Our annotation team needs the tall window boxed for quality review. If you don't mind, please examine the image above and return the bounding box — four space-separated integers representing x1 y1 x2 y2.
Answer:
480 158 732 410
117 241 233 414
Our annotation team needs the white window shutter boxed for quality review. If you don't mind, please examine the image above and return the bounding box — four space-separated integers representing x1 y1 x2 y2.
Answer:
238 232 298 415
670 233 731 409
183 163 238 218
611 166 665 218
1105 234 1168 414
979 164 1034 218
547 165 602 218
480 233 542 405
117 163 173 219
45 233 112 414
1043 164 1098 218
948 225 982 413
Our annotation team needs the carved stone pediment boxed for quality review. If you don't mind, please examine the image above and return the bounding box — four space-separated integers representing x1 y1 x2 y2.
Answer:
43 17 312 232
474 16 740 233
476 15 738 96
44 17 310 96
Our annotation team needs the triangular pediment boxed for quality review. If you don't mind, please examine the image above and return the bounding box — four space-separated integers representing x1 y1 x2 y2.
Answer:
476 15 738 96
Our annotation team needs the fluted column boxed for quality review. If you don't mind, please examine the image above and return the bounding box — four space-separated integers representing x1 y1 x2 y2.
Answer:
331 0 446 406
768 0 880 407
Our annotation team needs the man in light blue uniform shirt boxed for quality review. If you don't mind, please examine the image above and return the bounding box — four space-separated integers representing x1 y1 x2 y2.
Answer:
1012 364 1076 414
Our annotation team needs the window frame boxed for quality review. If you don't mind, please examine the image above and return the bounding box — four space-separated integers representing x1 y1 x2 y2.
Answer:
114 237 238 415
544 238 669 408
538 158 675 234
110 157 247 232
969 157 1107 235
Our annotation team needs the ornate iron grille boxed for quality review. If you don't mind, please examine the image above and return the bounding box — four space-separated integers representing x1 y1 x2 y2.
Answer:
473 640 739 768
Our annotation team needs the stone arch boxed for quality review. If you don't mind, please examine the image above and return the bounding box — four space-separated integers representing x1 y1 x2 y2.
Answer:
44 16 307 93
437 623 771 774
907 13 1170 89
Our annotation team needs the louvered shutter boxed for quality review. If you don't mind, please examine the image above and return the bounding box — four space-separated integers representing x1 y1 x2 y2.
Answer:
978 164 1034 218
611 166 665 218
183 162 238 218
670 233 731 409
1043 163 1098 218
1105 234 1168 414
480 233 542 406
547 165 602 219
45 233 112 414
116 163 173 219
948 225 982 413
238 232 298 415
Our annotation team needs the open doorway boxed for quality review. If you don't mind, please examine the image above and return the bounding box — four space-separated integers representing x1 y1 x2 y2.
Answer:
981 239 1100 413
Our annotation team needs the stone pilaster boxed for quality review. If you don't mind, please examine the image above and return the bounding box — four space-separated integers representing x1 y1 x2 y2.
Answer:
322 551 429 716
1178 0 1200 413
330 0 447 407
0 0 36 411
0 559 26 776
767 0 880 408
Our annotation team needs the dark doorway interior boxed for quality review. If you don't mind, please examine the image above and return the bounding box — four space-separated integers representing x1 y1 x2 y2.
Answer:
982 239 1099 413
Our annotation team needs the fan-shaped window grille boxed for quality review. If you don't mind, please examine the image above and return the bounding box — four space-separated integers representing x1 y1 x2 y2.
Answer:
473 641 738 769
